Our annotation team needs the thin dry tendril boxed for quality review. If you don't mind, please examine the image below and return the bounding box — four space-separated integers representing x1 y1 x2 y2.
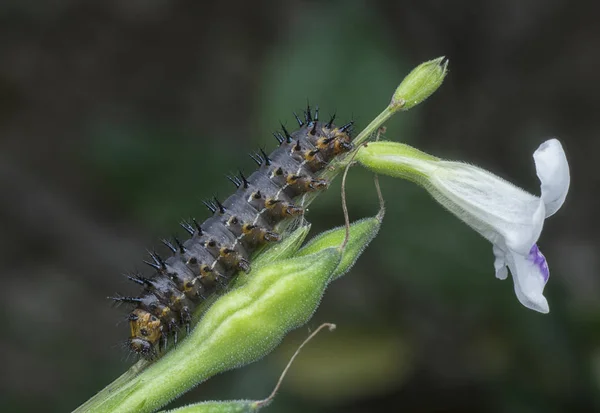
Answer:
255 322 337 408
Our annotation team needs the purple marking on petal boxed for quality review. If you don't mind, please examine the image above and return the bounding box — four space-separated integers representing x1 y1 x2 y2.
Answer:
529 244 549 283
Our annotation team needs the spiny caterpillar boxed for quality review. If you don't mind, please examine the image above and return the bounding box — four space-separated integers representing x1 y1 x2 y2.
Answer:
111 106 353 359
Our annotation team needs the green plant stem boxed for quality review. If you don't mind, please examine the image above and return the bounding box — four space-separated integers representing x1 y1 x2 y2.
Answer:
324 104 396 176
353 105 396 147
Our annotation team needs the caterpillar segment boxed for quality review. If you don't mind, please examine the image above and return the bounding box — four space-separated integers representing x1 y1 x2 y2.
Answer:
113 106 353 359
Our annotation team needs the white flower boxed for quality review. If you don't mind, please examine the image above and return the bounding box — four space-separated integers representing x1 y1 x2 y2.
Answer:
358 139 570 313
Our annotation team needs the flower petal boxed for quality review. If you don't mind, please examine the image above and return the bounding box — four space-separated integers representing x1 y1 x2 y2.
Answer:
533 139 570 217
506 198 545 255
505 244 550 313
431 163 545 255
492 244 508 280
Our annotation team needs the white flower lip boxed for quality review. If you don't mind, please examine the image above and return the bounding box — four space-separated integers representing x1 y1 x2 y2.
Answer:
534 138 570 218
425 138 569 313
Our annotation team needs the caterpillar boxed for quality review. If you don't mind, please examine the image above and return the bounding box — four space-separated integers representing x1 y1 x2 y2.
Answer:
110 105 353 359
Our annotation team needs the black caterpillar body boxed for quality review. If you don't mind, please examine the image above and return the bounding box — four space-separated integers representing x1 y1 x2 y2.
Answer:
111 107 353 359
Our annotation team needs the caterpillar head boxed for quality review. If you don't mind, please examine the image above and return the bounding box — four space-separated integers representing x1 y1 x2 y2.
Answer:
128 308 162 359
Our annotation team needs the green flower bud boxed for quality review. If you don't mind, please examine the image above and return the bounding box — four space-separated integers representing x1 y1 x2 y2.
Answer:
390 56 448 111
297 213 383 281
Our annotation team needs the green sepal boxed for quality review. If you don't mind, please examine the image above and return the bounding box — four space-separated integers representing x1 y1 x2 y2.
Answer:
357 141 439 185
296 213 384 281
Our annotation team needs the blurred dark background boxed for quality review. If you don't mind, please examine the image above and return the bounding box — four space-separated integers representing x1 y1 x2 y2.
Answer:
1 1 599 412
